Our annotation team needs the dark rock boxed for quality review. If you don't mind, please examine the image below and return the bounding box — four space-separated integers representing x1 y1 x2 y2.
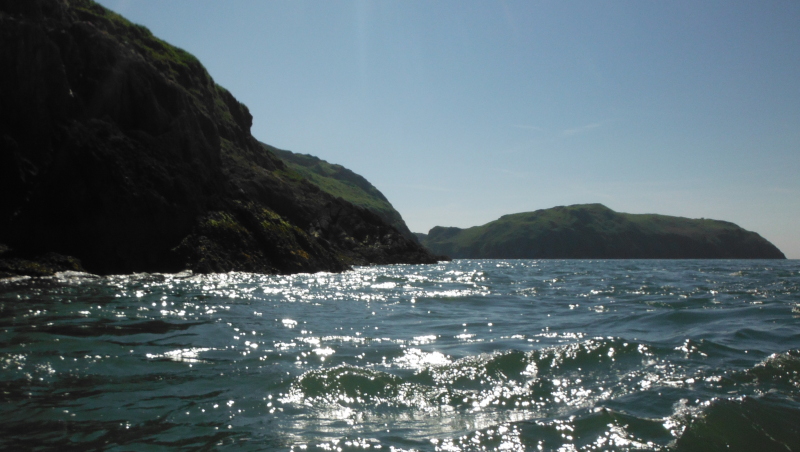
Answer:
0 0 440 276
0 243 85 277
269 145 419 242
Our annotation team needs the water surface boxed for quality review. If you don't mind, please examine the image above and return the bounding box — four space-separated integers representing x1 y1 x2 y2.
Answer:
1 260 799 451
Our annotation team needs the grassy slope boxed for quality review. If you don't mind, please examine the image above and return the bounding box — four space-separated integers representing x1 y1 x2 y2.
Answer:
267 146 416 241
423 204 785 259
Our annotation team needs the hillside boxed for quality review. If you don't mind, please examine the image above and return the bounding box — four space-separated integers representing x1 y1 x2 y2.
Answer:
0 0 439 276
268 146 417 242
420 204 785 259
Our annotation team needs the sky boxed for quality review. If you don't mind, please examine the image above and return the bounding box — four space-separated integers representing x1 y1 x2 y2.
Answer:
96 0 800 258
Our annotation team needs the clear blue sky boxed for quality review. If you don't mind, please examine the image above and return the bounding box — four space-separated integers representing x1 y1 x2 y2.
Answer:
97 0 800 258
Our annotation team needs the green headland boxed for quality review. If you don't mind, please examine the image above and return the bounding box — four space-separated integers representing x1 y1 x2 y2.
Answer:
418 204 785 259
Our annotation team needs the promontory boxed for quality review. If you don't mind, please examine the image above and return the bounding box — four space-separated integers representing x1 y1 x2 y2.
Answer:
418 204 785 259
0 0 441 277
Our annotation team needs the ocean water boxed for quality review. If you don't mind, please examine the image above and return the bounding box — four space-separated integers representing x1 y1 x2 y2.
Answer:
1 259 799 451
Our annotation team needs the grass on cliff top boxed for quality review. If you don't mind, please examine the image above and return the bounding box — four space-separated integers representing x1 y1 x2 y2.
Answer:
71 0 203 81
269 147 394 216
267 145 416 239
72 1 247 136
288 165 392 215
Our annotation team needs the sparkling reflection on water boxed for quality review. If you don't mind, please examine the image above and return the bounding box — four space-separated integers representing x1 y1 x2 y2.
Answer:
1 260 799 451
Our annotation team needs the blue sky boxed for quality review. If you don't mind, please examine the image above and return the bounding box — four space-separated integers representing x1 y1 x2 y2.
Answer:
97 0 800 258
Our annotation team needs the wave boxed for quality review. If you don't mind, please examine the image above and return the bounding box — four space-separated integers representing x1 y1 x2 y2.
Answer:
274 344 800 451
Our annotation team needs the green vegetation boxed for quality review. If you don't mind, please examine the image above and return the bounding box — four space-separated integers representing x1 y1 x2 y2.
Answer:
72 1 202 78
70 0 251 134
202 212 248 236
270 147 388 210
422 204 785 259
213 85 237 128
268 145 416 240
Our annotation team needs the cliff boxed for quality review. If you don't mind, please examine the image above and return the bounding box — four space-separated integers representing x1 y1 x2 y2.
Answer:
421 204 786 259
0 0 439 277
268 146 418 242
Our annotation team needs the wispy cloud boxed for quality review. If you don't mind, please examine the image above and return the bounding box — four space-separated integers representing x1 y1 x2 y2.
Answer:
500 139 541 155
511 124 544 132
562 122 602 136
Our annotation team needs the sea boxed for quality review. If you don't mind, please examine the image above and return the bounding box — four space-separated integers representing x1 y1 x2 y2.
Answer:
1 259 799 451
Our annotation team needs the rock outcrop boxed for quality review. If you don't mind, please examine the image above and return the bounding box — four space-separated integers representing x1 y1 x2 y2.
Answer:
0 0 440 276
421 204 786 259
269 145 418 242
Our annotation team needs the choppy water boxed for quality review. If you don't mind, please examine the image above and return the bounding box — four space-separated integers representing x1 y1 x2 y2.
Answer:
1 260 799 451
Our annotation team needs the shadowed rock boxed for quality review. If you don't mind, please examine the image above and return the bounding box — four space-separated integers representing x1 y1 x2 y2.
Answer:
0 0 440 276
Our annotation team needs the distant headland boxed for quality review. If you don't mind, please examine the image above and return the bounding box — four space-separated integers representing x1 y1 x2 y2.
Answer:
417 204 785 259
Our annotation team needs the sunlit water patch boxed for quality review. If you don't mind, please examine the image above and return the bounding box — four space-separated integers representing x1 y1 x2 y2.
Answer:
1 260 799 450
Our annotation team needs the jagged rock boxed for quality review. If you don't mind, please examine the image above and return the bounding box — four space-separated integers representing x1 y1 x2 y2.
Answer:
268 145 419 242
0 243 85 278
0 0 440 276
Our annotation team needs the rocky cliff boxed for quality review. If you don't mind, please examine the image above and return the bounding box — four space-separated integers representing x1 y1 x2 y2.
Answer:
421 204 786 259
268 145 418 242
0 0 440 276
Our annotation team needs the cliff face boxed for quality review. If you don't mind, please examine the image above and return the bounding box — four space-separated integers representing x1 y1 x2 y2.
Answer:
0 0 439 276
268 145 418 242
422 204 786 259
